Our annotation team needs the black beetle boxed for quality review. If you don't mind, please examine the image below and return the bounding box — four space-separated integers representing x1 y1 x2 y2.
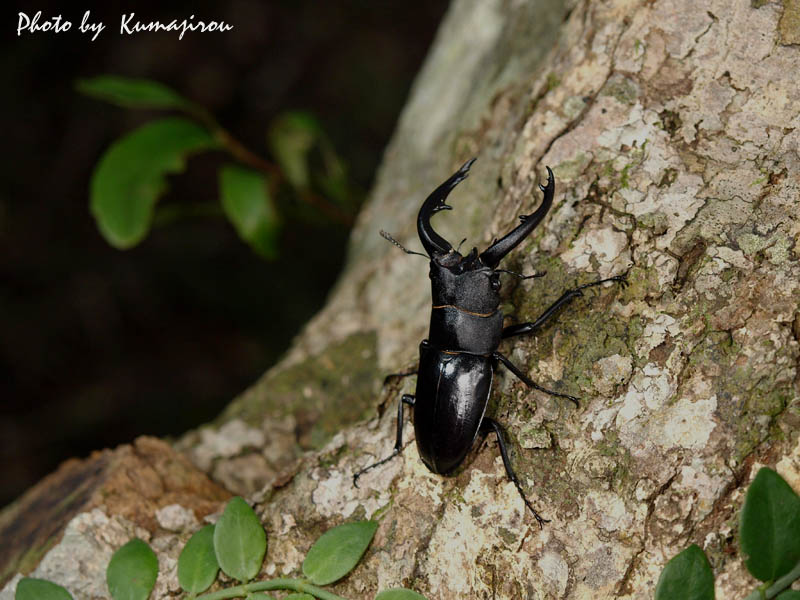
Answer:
354 158 626 526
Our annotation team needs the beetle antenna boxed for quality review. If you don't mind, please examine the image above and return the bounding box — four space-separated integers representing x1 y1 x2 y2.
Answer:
495 269 547 280
380 230 429 258
455 237 468 252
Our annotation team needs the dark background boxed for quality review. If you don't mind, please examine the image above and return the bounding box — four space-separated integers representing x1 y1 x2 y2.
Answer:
0 1 447 507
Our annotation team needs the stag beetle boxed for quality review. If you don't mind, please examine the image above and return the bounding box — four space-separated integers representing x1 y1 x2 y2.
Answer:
353 158 626 527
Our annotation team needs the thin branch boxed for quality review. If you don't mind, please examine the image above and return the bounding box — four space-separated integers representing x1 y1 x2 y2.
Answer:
185 105 354 226
195 577 349 600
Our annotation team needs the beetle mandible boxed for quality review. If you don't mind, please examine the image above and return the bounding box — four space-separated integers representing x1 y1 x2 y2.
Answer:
353 158 626 527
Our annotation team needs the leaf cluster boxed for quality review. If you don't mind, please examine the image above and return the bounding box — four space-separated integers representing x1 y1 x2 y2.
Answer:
78 75 358 260
16 496 426 600
18 469 798 599
656 468 800 600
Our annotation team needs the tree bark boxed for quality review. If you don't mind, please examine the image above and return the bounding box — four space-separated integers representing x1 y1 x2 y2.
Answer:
3 0 800 598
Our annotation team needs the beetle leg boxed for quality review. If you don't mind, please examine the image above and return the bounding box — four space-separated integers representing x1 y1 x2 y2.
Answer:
502 273 628 339
493 352 580 407
482 417 549 529
383 368 418 387
353 394 415 488
495 268 547 280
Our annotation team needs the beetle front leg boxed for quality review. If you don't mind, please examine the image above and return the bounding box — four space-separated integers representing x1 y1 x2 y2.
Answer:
482 417 548 528
502 274 628 339
493 352 579 407
353 394 415 487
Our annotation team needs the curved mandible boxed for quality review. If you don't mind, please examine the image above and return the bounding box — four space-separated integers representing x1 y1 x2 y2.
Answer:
417 158 477 257
479 166 554 268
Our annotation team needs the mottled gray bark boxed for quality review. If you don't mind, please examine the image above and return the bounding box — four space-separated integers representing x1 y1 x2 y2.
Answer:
3 0 800 598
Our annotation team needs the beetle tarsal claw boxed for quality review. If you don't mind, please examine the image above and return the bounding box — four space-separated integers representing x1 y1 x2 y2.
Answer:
611 272 631 288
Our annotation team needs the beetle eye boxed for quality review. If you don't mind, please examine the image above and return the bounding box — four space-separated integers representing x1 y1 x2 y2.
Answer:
490 274 501 291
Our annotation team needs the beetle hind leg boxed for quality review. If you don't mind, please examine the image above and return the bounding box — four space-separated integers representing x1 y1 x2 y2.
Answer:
482 417 549 529
353 394 415 488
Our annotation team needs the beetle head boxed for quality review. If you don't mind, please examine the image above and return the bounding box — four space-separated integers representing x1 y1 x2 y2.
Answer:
429 248 501 313
417 159 503 313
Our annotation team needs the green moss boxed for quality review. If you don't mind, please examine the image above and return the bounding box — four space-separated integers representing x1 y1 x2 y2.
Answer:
658 168 678 188
517 424 552 449
317 444 348 468
637 212 669 235
546 72 561 91
497 258 641 505
595 430 622 457
591 141 648 195
736 232 768 256
562 312 630 392
370 500 393 522
766 234 792 265
620 163 632 189
514 446 577 511
587 431 635 492
779 0 800 44
601 75 640 105
446 488 467 507
687 332 793 463
220 330 380 451
1 536 58 585
508 258 638 394
554 153 592 181
498 526 519 545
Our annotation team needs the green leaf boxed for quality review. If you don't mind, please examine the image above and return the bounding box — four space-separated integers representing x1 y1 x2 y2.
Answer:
90 117 217 249
302 520 378 585
267 111 320 190
219 165 280 259
106 538 159 600
740 467 800 582
284 595 315 600
247 594 277 600
76 76 191 110
654 544 714 600
15 578 73 600
777 592 800 600
213 497 267 583
375 589 429 600
315 135 352 206
178 524 219 594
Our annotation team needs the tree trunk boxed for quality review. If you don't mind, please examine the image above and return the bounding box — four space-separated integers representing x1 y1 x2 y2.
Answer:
3 0 800 598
